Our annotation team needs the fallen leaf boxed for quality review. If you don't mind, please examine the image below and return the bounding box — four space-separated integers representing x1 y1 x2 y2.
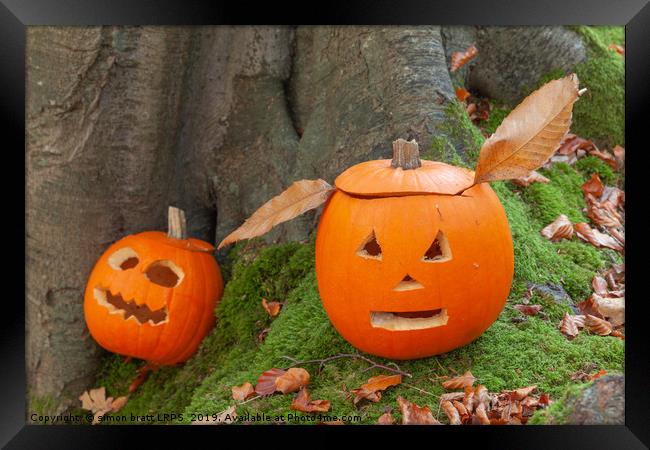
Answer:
217 179 334 249
232 382 255 402
588 369 607 381
608 43 625 55
585 195 622 228
255 368 286 395
453 399 469 417
585 314 613 336
439 392 465 403
352 374 402 405
557 133 597 156
591 294 625 327
601 186 625 209
377 411 396 425
275 368 310 394
450 44 478 72
540 214 574 242
455 87 471 102
261 298 282 317
291 387 331 413
442 371 476 390
79 387 116 425
475 402 491 425
441 400 462 425
582 173 604 197
472 74 580 185
474 384 490 408
514 304 542 316
511 170 550 187
559 312 580 338
589 149 618 170
610 329 625 340
110 396 129 413
592 275 608 295
578 296 604 319
508 385 537 401
574 222 624 252
463 386 475 414
397 396 441 425
612 145 625 169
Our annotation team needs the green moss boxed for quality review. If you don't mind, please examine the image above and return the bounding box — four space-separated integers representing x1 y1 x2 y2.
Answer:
528 382 587 424
575 156 618 185
555 241 605 272
28 395 58 422
423 101 484 166
481 104 511 136
521 163 588 225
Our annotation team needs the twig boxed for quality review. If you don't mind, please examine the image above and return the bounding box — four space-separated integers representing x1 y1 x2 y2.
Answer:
402 383 439 398
280 353 412 378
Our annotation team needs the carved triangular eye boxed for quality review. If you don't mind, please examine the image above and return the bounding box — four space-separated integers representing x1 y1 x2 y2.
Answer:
422 231 452 262
357 231 382 260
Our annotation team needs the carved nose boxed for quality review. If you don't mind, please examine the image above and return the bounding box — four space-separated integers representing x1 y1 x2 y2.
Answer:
393 274 424 292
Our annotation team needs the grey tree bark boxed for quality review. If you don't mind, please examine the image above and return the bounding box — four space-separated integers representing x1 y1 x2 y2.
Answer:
26 25 589 414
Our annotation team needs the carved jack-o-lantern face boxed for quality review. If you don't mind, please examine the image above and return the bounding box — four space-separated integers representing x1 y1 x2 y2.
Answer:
315 158 514 360
84 230 223 365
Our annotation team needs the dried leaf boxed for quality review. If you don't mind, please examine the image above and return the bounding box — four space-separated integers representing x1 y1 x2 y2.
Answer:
291 387 331 413
261 298 282 317
463 386 475 414
352 374 401 405
514 304 542 316
450 44 478 72
509 385 537 401
608 43 625 55
592 294 625 327
582 173 604 197
474 384 490 408
397 396 441 425
439 392 465 403
601 186 625 209
79 387 116 425
452 399 469 417
218 179 334 249
232 382 255 402
585 314 613 336
574 222 623 252
612 145 625 169
585 196 622 229
275 368 310 394
511 170 551 187
377 411 396 425
540 214 574 242
255 368 286 395
475 402 491 425
455 87 471 102
441 400 462 425
559 312 580 338
592 275 608 295
588 369 608 381
442 370 476 390
589 149 618 169
610 329 625 340
473 74 580 185
110 396 129 413
557 133 597 156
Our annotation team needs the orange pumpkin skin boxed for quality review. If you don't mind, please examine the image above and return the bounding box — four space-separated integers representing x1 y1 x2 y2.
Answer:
315 182 514 360
84 231 223 365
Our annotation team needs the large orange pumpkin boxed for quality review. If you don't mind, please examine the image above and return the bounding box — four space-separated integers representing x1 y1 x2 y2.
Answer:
314 141 514 360
84 207 223 365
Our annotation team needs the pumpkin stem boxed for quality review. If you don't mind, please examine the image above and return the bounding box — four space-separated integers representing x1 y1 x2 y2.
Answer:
167 206 188 240
391 138 421 170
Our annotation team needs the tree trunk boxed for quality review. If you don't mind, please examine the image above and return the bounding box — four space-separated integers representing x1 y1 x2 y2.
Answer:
25 25 603 414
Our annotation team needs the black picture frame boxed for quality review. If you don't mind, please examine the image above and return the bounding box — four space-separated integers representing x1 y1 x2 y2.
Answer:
3 0 648 447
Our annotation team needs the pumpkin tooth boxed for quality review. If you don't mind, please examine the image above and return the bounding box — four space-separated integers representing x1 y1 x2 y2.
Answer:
93 287 168 325
370 309 448 331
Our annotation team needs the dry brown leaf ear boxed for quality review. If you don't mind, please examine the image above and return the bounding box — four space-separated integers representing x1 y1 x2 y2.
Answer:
217 179 335 249
470 74 581 187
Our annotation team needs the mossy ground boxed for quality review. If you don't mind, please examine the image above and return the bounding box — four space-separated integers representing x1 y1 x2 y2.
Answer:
92 27 624 425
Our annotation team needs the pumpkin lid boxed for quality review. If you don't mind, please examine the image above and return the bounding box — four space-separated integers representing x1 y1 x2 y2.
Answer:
335 139 474 196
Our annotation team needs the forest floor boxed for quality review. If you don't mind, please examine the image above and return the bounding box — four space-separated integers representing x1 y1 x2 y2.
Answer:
69 26 625 426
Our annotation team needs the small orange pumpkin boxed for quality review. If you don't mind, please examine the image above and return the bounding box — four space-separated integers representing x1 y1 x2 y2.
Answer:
84 207 223 365
315 141 514 359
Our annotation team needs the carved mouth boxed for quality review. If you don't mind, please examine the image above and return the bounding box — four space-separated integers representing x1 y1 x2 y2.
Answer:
370 308 448 331
94 287 168 326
